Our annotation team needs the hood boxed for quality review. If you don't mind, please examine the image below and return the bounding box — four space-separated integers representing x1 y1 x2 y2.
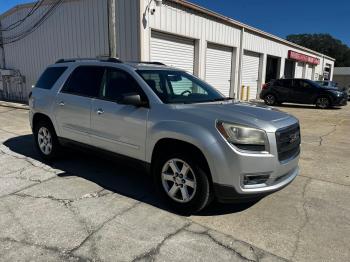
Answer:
173 101 296 130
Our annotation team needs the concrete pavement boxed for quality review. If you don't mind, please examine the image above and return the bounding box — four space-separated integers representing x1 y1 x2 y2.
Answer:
0 103 349 261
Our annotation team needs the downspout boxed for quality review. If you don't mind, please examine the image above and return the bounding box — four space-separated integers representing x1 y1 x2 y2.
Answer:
108 0 117 58
0 21 6 68
237 27 245 100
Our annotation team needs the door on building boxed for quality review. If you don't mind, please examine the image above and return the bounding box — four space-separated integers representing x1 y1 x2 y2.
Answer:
295 62 305 78
304 64 314 80
324 64 332 80
150 31 195 74
284 59 295 79
242 51 260 100
265 55 280 83
205 43 233 97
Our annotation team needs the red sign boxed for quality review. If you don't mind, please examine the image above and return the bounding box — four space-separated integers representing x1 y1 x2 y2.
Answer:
288 50 320 65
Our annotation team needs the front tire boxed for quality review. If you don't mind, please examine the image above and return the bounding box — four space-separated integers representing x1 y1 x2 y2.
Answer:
264 94 277 106
34 120 61 160
153 152 212 214
315 97 331 109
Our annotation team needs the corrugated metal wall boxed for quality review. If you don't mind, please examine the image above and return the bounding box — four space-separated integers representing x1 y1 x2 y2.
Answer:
1 0 109 100
115 0 141 61
141 0 241 89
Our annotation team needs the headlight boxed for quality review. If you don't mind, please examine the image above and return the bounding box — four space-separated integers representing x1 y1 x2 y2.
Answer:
331 90 342 97
216 121 268 152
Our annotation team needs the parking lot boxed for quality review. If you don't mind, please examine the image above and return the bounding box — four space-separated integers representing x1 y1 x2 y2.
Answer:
0 103 349 262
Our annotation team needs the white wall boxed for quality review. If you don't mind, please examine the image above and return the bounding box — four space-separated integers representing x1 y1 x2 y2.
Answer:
115 0 141 61
140 0 241 97
1 0 109 97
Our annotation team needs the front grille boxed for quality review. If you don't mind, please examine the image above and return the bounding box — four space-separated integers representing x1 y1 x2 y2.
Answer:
276 123 301 162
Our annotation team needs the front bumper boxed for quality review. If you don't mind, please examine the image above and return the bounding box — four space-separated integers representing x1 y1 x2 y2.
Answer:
333 96 348 106
214 166 299 203
205 123 300 203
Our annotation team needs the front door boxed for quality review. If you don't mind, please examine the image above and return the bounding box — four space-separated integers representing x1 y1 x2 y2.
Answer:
90 67 149 161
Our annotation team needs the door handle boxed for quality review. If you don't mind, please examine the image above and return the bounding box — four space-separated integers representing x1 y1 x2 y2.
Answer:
96 108 104 115
58 101 65 106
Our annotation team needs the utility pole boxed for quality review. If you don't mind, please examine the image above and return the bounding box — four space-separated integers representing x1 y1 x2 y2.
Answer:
108 0 117 58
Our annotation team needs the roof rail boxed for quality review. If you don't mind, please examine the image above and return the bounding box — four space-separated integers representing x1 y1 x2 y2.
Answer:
55 57 123 64
128 61 166 66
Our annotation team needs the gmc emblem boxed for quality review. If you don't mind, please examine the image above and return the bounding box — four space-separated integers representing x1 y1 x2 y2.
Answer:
289 132 299 144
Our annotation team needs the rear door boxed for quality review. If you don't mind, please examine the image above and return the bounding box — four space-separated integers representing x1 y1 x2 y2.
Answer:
289 79 316 104
90 67 149 161
272 79 293 102
54 66 104 144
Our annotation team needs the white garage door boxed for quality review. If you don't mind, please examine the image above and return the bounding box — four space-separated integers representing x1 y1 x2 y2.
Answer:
205 43 232 97
242 51 260 100
295 62 305 78
150 31 195 73
305 64 314 80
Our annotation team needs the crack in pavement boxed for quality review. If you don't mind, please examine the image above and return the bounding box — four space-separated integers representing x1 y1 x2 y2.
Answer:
0 237 90 261
132 222 192 262
290 178 311 260
0 144 58 173
184 227 257 262
69 201 143 258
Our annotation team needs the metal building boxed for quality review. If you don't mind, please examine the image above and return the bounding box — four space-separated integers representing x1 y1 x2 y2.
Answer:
333 67 350 89
0 0 335 102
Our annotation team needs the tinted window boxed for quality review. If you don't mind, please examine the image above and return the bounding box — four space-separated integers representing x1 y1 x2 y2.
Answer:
62 66 105 97
35 67 67 89
100 68 143 102
299 80 314 88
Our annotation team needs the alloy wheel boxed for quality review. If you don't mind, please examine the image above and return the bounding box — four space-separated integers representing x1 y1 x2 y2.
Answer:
37 127 53 155
265 94 276 105
317 97 329 109
161 158 197 203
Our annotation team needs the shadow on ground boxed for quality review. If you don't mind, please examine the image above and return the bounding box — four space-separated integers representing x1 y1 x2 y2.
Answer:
3 134 258 216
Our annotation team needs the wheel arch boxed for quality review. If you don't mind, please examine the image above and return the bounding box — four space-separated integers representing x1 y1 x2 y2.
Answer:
32 113 56 133
150 138 213 185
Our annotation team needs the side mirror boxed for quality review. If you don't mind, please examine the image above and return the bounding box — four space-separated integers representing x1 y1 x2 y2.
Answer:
120 92 148 107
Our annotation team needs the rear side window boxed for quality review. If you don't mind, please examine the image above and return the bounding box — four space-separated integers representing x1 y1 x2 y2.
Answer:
35 67 67 89
62 66 105 97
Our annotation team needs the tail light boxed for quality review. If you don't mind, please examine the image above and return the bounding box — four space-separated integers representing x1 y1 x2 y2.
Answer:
262 83 269 90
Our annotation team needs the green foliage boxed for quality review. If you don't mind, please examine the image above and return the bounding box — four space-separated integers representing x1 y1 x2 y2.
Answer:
286 34 350 67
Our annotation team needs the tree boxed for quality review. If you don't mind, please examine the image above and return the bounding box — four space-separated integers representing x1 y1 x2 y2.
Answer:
286 34 350 67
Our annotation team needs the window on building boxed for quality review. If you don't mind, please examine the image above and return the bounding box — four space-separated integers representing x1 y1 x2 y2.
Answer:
62 66 105 97
35 67 67 89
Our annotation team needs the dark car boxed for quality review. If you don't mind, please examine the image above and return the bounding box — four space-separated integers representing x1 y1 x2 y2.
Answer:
260 79 348 109
315 81 350 101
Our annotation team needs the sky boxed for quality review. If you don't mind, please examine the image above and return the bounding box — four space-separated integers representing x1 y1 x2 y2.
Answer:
0 0 349 46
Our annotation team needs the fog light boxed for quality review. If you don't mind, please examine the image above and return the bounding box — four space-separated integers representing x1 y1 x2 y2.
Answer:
243 174 270 188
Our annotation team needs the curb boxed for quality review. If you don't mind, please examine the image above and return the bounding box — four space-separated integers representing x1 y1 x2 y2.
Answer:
0 101 29 110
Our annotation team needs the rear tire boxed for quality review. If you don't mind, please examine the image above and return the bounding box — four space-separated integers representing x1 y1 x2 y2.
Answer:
315 97 331 109
34 119 61 160
153 152 212 214
264 94 277 106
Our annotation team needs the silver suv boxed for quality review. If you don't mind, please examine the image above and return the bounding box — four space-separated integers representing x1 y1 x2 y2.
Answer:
29 58 300 214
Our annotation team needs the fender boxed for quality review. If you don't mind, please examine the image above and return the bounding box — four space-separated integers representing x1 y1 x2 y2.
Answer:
146 120 229 183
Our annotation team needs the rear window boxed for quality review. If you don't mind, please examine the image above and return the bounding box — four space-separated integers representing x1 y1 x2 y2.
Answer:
35 67 67 89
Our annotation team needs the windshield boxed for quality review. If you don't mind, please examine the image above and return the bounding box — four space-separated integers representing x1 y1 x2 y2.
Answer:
137 70 228 104
315 81 338 88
